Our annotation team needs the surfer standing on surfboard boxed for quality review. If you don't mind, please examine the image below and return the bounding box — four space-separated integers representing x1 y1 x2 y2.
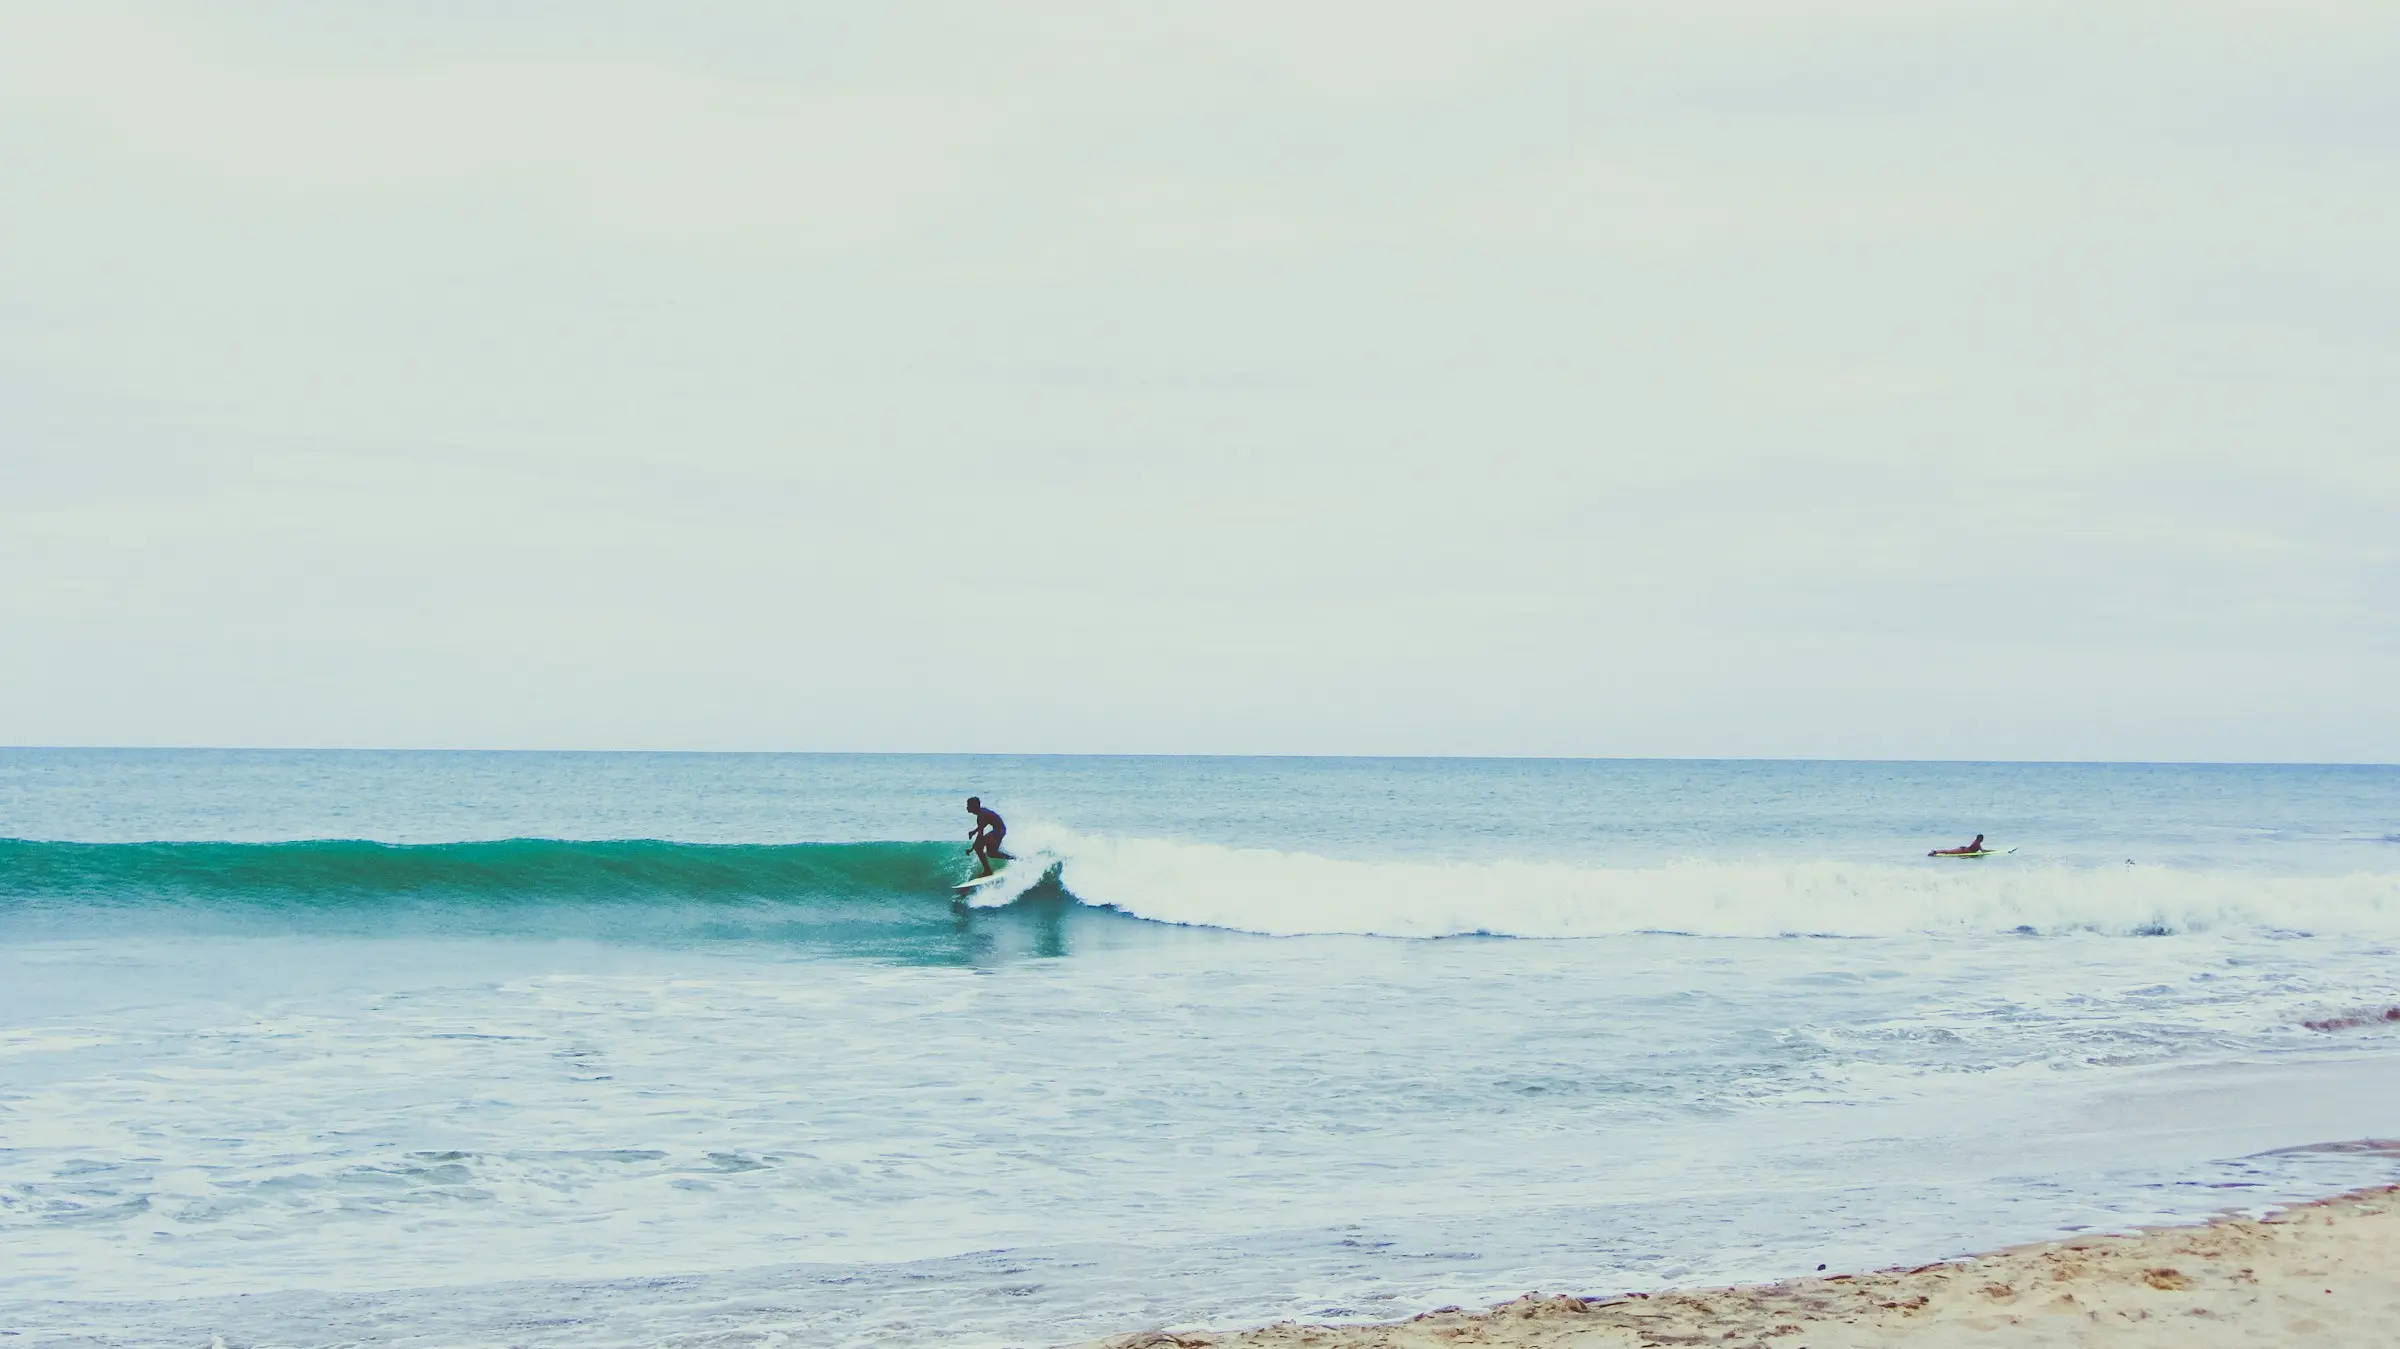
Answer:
967 797 1014 877
1929 834 1986 856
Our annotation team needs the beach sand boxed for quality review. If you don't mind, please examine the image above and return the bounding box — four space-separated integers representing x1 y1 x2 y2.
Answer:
1076 1180 2400 1348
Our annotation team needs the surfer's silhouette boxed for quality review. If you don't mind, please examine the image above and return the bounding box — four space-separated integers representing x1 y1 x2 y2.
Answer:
967 797 1013 876
1929 833 1986 857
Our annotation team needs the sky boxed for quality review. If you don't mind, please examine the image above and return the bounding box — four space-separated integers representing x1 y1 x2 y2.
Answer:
3 1 2396 760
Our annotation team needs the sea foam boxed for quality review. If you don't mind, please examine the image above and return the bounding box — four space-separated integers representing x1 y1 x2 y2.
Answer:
1001 826 2400 940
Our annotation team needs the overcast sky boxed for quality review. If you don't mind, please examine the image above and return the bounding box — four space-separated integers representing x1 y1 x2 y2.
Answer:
4 2 2395 759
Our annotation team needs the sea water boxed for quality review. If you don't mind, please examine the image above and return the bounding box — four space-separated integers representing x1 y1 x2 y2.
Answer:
4 750 2399 1347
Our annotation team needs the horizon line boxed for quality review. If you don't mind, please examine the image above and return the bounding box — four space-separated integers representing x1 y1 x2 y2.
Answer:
3 745 2395 769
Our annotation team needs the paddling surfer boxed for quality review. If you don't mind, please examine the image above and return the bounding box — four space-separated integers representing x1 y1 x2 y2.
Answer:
967 797 1014 876
1929 833 1987 857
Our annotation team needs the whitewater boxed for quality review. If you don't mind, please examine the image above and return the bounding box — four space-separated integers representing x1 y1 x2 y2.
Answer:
985 827 2400 939
4 750 2400 1348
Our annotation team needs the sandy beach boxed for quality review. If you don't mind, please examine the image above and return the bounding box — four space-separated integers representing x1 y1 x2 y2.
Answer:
1079 1176 2400 1349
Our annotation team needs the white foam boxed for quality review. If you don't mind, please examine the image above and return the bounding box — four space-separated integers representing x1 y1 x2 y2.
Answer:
1012 827 2400 939
957 855 1056 908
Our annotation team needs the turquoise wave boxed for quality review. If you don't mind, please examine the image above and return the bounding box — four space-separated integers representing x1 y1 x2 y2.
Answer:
0 838 976 908
0 838 1097 963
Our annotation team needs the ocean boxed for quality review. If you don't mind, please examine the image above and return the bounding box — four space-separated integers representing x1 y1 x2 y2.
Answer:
4 749 2399 1347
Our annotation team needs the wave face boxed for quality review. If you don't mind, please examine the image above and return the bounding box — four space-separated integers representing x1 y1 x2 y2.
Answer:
0 838 976 908
0 837 1109 962
1013 829 2400 939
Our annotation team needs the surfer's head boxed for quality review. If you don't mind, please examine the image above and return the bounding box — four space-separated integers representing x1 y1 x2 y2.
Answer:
1972 834 1984 845
966 797 981 809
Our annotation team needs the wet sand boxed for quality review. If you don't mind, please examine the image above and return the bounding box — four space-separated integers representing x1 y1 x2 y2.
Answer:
1076 1179 2400 1348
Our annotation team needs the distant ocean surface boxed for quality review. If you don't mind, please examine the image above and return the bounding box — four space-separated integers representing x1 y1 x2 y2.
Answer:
5 750 2400 1348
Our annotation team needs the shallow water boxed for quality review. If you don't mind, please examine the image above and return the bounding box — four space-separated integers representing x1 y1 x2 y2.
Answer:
4 751 2399 1346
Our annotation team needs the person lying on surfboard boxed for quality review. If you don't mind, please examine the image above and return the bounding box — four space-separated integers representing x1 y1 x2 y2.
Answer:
967 797 1014 877
1929 834 1986 857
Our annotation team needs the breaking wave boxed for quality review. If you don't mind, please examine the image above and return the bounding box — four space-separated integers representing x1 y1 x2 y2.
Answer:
7 833 2397 942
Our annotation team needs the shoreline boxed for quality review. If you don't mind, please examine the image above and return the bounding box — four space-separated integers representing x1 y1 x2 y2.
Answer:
1075 1172 2400 1348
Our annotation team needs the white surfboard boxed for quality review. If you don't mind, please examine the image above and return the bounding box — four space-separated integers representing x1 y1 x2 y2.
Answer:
1933 847 2017 858
953 870 1011 894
